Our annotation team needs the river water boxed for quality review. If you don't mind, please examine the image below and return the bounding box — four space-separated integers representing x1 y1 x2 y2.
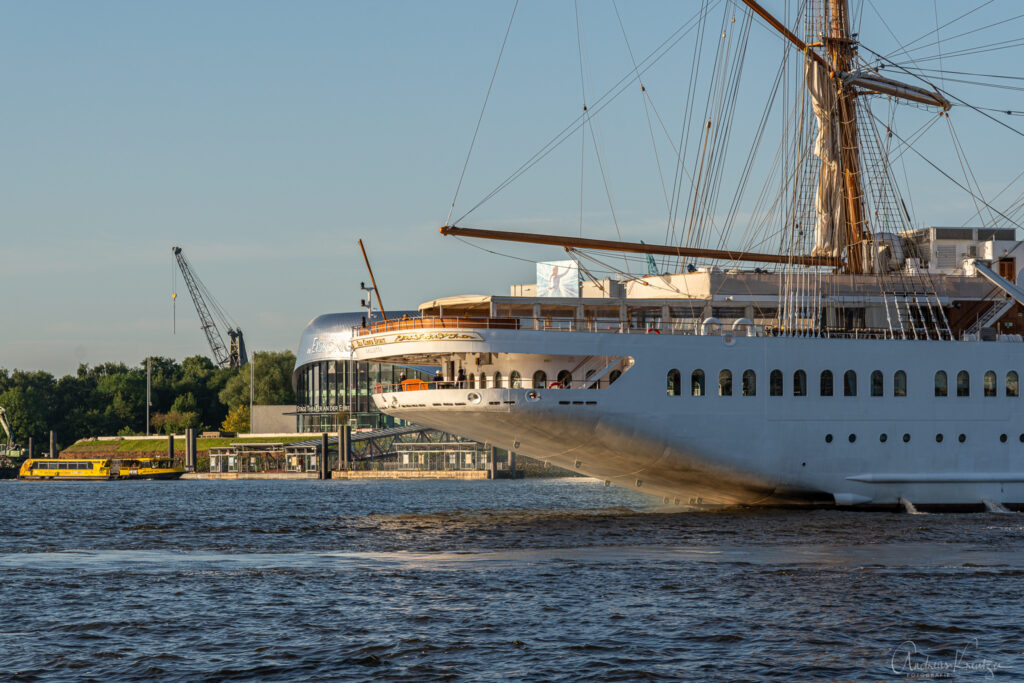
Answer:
0 478 1021 680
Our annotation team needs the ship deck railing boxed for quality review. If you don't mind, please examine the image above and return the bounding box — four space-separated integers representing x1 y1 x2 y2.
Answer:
353 315 769 337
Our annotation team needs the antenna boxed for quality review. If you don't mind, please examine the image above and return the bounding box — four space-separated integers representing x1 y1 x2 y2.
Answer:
358 239 388 320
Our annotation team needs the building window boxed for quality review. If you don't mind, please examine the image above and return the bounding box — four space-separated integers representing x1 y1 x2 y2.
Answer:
493 371 503 388
1008 371 1019 397
532 371 547 389
769 370 783 396
742 369 756 396
844 370 857 397
510 371 522 389
557 370 573 389
892 370 909 397
691 370 705 397
820 370 833 397
667 369 681 396
957 370 970 397
984 371 997 397
793 370 807 397
719 370 732 397
935 371 947 397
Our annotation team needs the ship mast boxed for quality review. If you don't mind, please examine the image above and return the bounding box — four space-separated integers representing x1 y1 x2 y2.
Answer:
827 0 867 273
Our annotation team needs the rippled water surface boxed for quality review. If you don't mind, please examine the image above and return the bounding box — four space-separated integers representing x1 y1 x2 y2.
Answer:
1 478 1022 680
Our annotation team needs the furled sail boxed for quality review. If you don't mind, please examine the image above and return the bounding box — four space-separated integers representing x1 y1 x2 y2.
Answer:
805 58 843 258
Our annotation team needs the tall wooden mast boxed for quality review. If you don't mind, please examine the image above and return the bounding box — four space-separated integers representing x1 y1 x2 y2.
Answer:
827 0 868 273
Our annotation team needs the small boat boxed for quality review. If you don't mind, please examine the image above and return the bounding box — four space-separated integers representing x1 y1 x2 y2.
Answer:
18 457 185 480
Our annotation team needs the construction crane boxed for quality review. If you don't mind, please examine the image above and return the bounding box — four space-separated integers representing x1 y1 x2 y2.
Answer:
0 406 27 465
172 246 248 368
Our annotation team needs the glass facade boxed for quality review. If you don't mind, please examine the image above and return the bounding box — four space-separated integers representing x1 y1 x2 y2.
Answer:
294 360 434 432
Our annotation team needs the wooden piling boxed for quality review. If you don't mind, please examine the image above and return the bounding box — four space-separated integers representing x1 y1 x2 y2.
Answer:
27 437 32 458
49 431 55 458
320 433 328 480
342 426 351 470
168 434 174 462
488 446 497 479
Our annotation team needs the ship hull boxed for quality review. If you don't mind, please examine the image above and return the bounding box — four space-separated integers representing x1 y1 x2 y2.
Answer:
363 332 1024 508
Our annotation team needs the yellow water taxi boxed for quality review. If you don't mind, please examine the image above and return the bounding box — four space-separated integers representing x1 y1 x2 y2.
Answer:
18 457 185 480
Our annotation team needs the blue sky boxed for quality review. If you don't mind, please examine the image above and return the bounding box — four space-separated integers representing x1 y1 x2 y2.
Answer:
2 1 1023 375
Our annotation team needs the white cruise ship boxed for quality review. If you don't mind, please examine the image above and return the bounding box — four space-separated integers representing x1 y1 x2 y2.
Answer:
353 1 1024 509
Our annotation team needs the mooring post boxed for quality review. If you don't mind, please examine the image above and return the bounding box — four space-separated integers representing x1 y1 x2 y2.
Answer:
342 425 351 470
489 446 497 479
191 428 198 470
509 451 517 478
49 431 55 458
27 437 33 458
320 433 328 480
168 434 174 463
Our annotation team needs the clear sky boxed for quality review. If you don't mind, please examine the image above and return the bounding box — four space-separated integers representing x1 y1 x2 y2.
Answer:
2 1 1023 375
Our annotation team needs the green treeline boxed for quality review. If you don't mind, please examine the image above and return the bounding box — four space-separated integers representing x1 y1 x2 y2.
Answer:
0 350 296 449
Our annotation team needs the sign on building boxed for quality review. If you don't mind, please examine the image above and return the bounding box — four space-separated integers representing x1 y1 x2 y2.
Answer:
536 260 580 298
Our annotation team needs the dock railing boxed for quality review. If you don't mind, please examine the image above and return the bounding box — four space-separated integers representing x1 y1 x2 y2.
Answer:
353 315 768 338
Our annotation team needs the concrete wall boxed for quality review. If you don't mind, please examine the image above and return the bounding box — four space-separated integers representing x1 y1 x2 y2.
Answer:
251 405 297 434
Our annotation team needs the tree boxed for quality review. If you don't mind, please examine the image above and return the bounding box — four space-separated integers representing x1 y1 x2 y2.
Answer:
219 350 297 409
220 405 250 433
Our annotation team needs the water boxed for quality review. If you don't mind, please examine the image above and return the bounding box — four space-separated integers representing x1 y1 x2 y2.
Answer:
1 478 1022 681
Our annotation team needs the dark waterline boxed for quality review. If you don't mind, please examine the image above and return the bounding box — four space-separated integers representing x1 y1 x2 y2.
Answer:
1 479 1021 681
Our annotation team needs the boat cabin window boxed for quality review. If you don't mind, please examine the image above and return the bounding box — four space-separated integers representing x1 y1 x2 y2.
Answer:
1008 371 1019 397
870 370 883 397
935 371 947 397
532 371 546 389
667 369 681 397
984 371 997 397
510 371 522 389
557 370 572 389
957 371 970 397
844 371 857 397
894 371 907 397
609 370 622 385
820 370 833 397
493 371 503 388
742 369 756 397
479 372 489 389
691 370 705 397
719 370 732 397
793 370 807 397
769 370 783 396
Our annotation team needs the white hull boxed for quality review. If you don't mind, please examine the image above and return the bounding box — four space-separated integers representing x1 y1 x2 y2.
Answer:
362 331 1024 508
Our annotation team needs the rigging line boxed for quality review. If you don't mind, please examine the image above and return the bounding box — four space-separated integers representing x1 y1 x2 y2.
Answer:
860 44 1024 142
450 236 547 266
882 1 999 58
932 0 944 90
445 0 519 227
963 166 1024 226
907 68 1024 83
612 0 671 213
454 2 718 226
871 111 1023 230
574 0 587 239
903 37 1024 64
865 0 929 74
945 115 994 226
585 116 631 273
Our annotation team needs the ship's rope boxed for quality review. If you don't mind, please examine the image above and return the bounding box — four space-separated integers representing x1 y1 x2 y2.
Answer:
444 0 519 227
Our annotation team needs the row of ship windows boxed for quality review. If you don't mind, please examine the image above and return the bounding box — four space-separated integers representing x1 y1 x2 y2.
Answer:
825 433 1024 444
463 370 622 389
668 369 1021 397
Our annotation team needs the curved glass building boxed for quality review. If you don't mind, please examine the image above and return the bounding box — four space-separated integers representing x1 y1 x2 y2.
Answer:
293 311 433 432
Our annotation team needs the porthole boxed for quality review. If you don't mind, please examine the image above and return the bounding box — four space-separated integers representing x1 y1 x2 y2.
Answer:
848 433 856 443
879 433 888 443
1020 434 1024 443
958 433 966 443
936 433 943 443
525 391 541 402
825 434 833 443
903 433 911 443
1000 434 1008 443
467 392 482 404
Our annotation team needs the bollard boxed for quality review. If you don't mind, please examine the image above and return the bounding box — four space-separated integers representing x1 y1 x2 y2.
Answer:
49 431 55 458
342 425 351 470
320 433 328 480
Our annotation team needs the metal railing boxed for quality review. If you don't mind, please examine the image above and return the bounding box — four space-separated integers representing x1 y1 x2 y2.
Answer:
373 378 615 393
353 315 768 338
